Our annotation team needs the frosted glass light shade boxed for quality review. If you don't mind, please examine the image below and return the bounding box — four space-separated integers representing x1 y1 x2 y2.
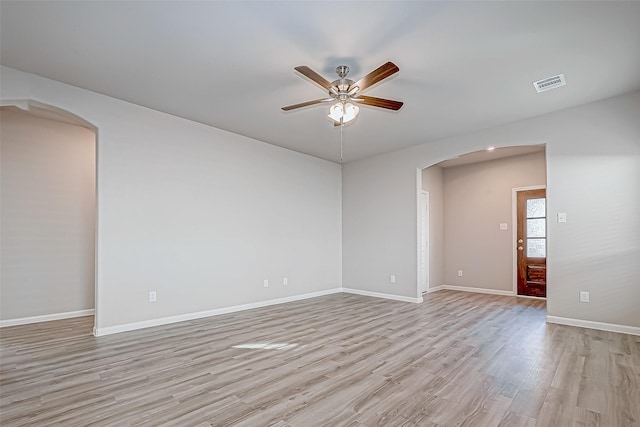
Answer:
328 103 344 121
328 102 359 123
343 103 359 123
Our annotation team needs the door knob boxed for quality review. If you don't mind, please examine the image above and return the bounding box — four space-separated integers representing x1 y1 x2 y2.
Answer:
518 239 523 243
518 246 523 251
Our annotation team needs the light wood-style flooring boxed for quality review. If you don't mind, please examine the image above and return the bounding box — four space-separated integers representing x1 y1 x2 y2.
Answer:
1 291 639 426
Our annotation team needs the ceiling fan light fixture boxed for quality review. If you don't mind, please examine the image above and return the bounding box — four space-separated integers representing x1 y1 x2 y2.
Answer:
328 102 359 124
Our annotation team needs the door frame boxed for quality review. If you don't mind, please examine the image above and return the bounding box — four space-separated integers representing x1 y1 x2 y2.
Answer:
415 167 429 300
512 185 546 297
418 191 430 294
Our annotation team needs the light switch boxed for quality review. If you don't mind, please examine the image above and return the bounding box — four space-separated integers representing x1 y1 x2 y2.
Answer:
557 213 567 223
499 223 508 230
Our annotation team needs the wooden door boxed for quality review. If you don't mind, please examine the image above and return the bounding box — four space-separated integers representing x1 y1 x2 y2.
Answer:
517 189 546 297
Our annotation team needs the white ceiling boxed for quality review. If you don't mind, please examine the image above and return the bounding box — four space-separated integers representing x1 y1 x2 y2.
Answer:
1 1 639 163
437 145 545 169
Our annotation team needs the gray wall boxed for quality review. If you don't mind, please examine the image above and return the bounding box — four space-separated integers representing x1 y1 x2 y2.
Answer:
344 91 640 328
1 67 342 332
1 108 96 320
420 166 444 290
442 152 546 291
3 66 638 331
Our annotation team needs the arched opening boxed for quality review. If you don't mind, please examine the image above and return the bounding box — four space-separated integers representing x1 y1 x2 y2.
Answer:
417 144 547 299
0 100 98 334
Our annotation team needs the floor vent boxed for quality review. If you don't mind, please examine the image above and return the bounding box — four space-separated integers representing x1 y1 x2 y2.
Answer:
533 74 566 93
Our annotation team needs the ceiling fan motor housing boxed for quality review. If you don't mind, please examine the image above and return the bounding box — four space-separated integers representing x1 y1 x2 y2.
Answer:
330 80 355 101
330 65 356 101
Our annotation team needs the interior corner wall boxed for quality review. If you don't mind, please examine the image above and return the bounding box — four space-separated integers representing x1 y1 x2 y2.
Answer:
0 66 342 331
343 90 640 328
442 152 546 292
0 108 96 320
342 152 419 298
421 166 444 289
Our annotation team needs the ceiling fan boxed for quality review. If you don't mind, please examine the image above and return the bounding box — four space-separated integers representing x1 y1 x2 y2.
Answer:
282 62 403 126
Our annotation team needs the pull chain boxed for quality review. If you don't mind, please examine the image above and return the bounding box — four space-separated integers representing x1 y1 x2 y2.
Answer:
340 120 344 163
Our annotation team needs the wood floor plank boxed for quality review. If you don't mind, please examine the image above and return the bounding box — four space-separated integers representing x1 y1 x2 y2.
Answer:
1 291 639 426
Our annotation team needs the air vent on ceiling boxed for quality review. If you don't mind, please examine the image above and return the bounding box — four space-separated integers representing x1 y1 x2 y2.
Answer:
533 74 566 93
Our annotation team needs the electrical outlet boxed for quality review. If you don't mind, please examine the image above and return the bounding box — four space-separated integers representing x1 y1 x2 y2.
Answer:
149 291 157 302
458 270 463 277
390 275 396 283
263 279 269 288
283 277 288 285
580 291 589 303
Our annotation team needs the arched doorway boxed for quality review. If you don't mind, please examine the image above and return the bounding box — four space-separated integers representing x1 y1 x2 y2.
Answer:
417 145 547 299
0 100 99 333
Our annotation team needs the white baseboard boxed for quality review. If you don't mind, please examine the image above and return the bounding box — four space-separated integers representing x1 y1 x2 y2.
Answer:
429 285 515 297
515 294 546 300
12 293 636 339
546 315 640 336
95 288 423 336
0 309 95 328
342 288 423 303
94 288 343 336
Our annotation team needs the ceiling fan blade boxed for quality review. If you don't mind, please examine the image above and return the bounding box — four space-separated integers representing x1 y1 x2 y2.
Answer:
353 62 399 92
281 98 331 111
294 66 332 90
354 95 403 110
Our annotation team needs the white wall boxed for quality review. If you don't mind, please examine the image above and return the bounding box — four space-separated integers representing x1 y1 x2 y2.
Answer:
1 108 96 320
1 67 342 332
442 152 546 291
421 166 444 289
343 90 640 329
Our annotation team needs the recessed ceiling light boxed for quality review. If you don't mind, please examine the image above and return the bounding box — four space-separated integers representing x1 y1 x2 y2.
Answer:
487 146 495 151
